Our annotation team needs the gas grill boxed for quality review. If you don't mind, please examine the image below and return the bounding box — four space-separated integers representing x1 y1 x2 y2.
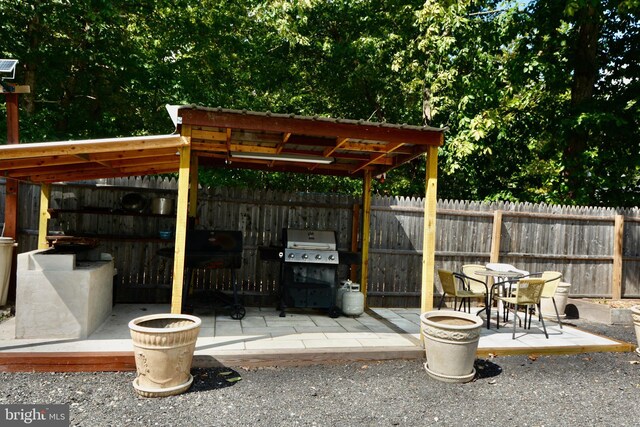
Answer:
278 229 341 317
157 229 245 319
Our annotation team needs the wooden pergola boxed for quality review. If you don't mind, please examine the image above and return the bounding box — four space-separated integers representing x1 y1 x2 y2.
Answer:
0 106 445 315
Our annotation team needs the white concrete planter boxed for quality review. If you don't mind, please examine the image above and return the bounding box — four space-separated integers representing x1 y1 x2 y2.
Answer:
540 282 571 319
129 313 201 397
631 305 640 356
421 311 483 383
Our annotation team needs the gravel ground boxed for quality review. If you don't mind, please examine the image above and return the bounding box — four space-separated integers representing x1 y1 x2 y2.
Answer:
1 319 638 427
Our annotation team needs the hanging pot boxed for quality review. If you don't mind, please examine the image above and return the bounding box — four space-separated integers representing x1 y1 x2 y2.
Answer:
122 193 147 212
151 197 175 215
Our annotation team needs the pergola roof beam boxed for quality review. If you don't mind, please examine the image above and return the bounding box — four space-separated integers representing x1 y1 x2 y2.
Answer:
179 108 444 147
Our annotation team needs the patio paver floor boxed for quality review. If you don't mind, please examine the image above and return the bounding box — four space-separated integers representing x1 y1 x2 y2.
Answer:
0 304 633 369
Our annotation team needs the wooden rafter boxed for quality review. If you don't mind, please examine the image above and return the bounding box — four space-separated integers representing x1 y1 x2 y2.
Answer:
25 164 179 184
225 128 232 151
0 134 183 159
351 141 405 174
269 132 292 167
275 132 292 154
323 137 349 158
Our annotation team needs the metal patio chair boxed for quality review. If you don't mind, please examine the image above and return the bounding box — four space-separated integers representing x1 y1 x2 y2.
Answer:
539 271 564 329
437 269 487 314
494 278 548 339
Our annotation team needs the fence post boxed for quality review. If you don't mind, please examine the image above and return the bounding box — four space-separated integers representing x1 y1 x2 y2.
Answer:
612 214 624 299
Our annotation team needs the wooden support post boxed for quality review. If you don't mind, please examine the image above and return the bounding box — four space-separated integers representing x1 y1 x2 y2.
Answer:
360 170 372 307
489 210 503 263
37 184 51 249
6 93 19 144
188 155 199 221
4 90 22 304
350 203 360 282
3 92 20 239
171 137 192 314
421 145 438 315
612 214 624 300
3 179 18 239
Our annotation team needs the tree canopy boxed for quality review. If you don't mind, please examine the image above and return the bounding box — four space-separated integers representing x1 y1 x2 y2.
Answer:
1 0 638 206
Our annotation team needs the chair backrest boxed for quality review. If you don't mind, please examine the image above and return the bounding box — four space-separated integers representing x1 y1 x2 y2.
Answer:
437 269 458 297
513 278 546 305
461 264 487 293
540 271 562 298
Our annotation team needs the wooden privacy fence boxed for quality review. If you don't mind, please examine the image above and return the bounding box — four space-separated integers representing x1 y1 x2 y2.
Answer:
1 177 639 307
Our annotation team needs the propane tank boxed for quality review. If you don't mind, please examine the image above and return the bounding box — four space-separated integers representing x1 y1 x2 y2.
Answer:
341 282 364 316
336 280 351 309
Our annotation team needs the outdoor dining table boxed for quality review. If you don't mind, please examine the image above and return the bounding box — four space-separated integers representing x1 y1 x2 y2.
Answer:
474 268 526 329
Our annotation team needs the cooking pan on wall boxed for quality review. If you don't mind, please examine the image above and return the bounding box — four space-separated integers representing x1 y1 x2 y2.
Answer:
122 193 147 212
48 236 100 254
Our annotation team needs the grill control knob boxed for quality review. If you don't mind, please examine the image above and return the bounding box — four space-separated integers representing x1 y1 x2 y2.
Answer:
328 254 336 261
315 254 322 260
301 253 309 260
288 253 295 259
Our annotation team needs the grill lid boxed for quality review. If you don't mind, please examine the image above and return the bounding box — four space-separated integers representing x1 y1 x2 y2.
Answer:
284 229 336 250
283 229 339 264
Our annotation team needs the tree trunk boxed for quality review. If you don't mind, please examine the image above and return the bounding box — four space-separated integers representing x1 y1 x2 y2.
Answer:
563 4 600 201
23 10 40 115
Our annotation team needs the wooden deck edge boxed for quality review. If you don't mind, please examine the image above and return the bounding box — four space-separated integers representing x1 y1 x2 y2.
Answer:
0 347 425 372
1 342 635 372
477 341 635 357
193 347 426 368
0 352 136 373
2 341 634 373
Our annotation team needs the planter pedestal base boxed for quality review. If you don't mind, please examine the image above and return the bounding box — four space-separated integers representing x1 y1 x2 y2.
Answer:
133 374 194 398
424 362 476 383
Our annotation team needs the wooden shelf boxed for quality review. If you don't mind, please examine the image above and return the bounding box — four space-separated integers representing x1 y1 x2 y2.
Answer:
48 208 175 219
46 233 175 243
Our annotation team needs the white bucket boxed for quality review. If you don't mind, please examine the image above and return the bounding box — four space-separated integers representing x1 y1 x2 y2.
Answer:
0 238 16 306
540 282 571 319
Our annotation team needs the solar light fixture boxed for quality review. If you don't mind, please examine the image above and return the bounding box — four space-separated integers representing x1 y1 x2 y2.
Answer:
0 59 18 92
0 59 18 80
230 151 335 164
